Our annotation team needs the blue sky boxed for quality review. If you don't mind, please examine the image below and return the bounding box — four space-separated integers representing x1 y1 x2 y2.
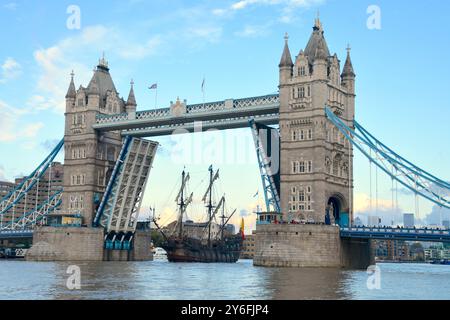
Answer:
1 0 450 231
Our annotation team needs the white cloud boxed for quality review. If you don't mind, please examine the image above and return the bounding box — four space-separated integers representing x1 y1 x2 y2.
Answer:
22 122 44 138
0 57 22 83
235 23 272 37
3 2 17 10
212 8 227 16
185 26 223 43
231 0 258 10
118 35 162 60
31 25 163 113
354 192 405 226
214 0 325 23
0 100 42 143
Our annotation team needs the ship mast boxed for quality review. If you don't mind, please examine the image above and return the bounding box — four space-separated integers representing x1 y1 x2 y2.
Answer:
175 169 193 238
207 166 213 246
220 197 226 240
202 165 220 245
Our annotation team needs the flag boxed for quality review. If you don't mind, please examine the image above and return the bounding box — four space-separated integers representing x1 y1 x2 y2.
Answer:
201 77 205 93
253 191 259 198
149 83 157 90
240 218 245 240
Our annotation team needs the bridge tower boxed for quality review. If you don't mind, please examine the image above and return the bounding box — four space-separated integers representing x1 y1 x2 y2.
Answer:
254 18 369 269
62 57 132 226
278 17 356 226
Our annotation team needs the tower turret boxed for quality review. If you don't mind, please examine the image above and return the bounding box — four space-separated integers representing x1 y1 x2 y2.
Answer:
312 38 328 79
341 45 356 94
65 71 76 112
126 79 137 114
279 33 293 85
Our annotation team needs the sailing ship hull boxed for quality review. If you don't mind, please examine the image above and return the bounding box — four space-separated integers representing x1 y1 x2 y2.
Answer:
162 236 243 263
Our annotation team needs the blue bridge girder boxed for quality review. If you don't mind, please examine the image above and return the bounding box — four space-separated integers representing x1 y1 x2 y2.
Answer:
0 229 33 240
340 227 450 243
93 94 280 137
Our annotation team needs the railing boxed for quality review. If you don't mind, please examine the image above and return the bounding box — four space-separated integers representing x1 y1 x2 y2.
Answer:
95 94 280 124
340 226 450 242
96 112 128 123
341 227 450 235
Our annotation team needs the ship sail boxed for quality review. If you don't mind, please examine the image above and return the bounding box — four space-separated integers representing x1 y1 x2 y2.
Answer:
154 165 243 263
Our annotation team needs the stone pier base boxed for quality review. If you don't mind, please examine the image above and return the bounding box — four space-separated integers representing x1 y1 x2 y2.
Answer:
253 224 372 269
26 227 153 262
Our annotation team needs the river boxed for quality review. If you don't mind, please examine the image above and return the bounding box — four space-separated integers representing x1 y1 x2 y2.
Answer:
0 259 449 300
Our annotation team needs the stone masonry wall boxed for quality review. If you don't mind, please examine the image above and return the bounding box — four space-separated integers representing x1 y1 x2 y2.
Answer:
254 224 371 269
26 226 104 261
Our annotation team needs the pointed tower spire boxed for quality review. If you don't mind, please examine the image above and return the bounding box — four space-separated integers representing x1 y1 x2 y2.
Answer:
304 17 330 64
98 51 109 71
314 11 322 31
65 70 76 99
279 32 293 68
126 79 137 106
342 44 355 78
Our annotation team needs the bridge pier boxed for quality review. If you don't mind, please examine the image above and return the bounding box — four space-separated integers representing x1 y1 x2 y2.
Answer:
253 224 372 269
25 227 153 262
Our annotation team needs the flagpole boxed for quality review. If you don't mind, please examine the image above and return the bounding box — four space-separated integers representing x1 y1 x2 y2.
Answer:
155 83 158 109
202 76 205 107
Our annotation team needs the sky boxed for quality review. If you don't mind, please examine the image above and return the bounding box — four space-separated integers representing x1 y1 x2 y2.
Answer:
1 0 450 232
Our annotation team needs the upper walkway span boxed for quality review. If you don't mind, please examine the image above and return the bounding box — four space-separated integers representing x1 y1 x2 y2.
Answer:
93 94 280 137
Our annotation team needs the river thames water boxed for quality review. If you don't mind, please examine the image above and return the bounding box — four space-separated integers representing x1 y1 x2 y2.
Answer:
0 259 449 300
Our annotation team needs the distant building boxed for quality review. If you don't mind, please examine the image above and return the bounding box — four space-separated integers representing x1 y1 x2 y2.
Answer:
424 245 450 261
0 180 15 200
368 216 381 227
354 217 363 227
403 213 415 228
240 230 256 259
0 162 63 226
443 220 450 229
372 240 414 262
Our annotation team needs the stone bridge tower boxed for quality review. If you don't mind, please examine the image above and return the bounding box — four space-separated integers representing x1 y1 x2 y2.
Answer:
278 18 356 226
62 57 137 225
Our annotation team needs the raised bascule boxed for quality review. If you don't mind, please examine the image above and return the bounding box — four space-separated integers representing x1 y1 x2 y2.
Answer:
1 18 449 265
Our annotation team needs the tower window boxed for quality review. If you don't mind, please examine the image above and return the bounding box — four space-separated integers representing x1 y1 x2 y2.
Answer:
299 161 305 173
299 66 306 76
299 190 305 202
292 130 297 141
299 87 305 98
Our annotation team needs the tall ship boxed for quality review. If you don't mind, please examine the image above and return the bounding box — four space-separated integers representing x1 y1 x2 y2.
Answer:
153 166 243 263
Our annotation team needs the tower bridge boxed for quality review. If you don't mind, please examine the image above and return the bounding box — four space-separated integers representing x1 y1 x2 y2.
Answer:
1 18 449 267
93 94 280 137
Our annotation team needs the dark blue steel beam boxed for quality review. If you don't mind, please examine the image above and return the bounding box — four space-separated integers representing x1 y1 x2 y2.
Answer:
0 230 33 240
340 227 450 243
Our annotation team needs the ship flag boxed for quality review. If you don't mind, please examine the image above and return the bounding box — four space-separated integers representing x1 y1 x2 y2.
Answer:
240 217 245 240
